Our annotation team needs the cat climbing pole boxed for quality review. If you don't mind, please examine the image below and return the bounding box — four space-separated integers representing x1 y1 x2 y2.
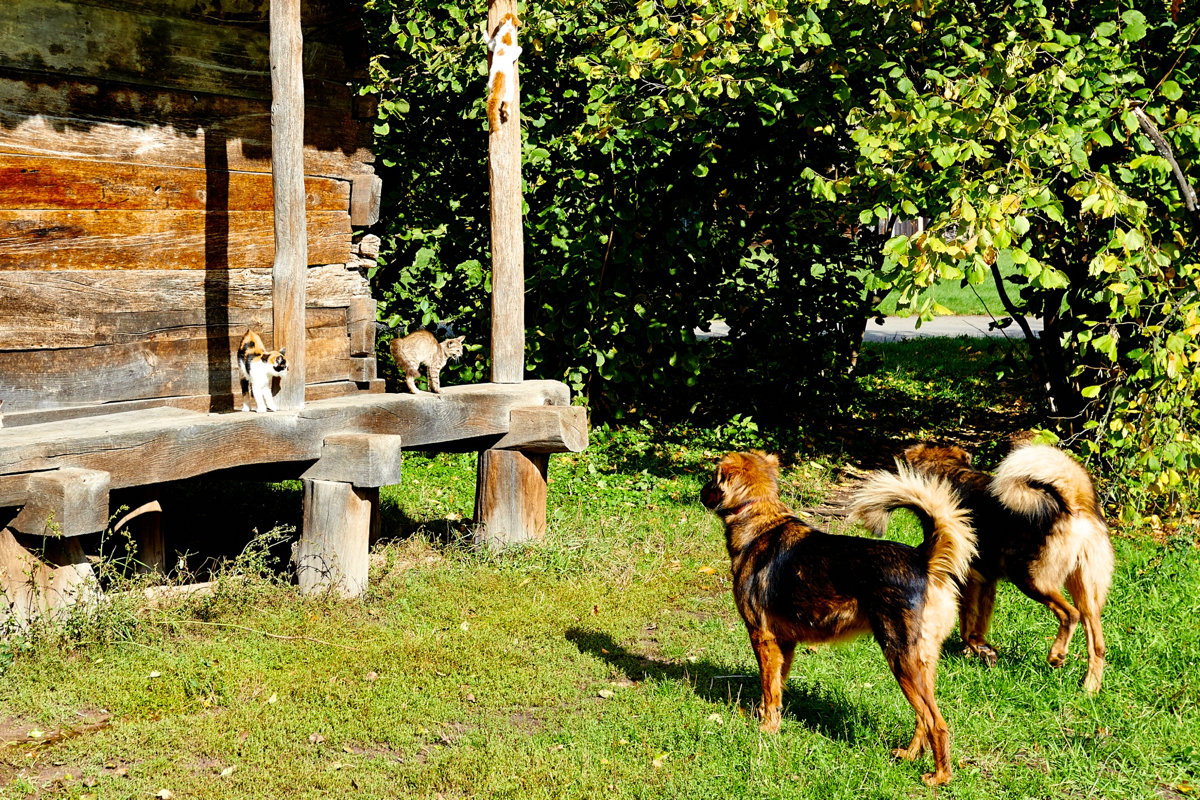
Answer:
473 0 586 550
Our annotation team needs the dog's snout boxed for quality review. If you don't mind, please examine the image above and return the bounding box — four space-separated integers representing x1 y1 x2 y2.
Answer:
700 480 722 510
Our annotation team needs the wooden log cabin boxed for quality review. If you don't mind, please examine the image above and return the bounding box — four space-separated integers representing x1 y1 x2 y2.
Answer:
0 0 585 623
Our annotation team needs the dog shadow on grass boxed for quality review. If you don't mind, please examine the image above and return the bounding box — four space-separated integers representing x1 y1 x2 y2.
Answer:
566 627 883 745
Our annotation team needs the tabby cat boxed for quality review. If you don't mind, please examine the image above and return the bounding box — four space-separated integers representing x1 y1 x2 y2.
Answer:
390 330 465 394
237 329 288 412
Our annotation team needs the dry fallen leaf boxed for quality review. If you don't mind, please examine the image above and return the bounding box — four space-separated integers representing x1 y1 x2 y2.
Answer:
308 733 326 744
365 671 379 682
148 672 161 679
220 766 236 777
465 693 477 703
698 566 717 575
598 689 614 699
266 694 278 705
156 790 174 799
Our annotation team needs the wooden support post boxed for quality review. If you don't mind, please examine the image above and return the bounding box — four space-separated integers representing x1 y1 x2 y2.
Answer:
473 449 548 550
115 489 167 576
296 479 375 597
9 468 111 538
270 0 307 410
488 0 524 383
1 527 95 627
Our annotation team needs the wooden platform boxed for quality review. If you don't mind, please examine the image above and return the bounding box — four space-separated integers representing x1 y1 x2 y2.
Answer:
0 381 570 489
0 381 584 612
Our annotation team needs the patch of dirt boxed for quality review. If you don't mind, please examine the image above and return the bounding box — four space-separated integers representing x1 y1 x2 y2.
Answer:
506 711 545 735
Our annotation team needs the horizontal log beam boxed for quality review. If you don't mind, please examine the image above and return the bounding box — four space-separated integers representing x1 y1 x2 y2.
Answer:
492 406 588 454
0 381 571 488
0 76 372 177
0 308 352 413
0 266 369 317
0 154 350 212
0 0 351 104
0 210 351 270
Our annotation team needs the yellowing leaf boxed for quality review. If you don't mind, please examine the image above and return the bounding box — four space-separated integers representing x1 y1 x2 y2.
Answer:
697 565 717 575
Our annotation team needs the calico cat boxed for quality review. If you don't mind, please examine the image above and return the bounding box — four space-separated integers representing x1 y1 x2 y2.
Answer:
390 330 465 394
486 13 521 133
237 329 288 413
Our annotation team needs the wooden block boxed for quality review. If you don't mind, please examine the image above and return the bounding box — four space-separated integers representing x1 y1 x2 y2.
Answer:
493 406 588 453
10 467 111 537
473 449 548 550
295 479 374 597
301 433 403 487
349 356 377 384
349 173 383 226
347 296 376 356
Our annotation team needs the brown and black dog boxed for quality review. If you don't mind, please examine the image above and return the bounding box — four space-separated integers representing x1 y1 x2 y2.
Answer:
902 443 1113 693
701 451 976 785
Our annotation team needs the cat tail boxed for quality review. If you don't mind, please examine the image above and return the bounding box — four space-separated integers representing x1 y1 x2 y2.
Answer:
488 72 506 132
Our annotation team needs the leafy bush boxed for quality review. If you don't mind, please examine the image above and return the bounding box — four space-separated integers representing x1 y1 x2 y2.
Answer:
360 0 881 422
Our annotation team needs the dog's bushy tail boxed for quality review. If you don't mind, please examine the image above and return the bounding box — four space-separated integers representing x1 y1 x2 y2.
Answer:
993 444 1113 607
990 444 1101 521
849 466 977 587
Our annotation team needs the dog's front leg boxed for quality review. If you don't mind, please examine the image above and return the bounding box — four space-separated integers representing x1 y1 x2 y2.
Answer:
750 629 789 733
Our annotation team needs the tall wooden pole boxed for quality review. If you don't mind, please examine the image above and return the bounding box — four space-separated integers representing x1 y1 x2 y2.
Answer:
488 0 524 383
269 0 307 409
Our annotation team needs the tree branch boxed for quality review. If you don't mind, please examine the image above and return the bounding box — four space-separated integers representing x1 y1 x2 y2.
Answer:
1133 106 1198 214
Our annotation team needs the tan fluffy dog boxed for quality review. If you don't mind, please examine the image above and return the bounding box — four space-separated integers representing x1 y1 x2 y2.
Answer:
902 443 1114 692
701 451 976 785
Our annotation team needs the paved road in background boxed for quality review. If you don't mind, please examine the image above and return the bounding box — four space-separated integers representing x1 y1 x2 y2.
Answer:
861 314 1043 342
695 316 1043 342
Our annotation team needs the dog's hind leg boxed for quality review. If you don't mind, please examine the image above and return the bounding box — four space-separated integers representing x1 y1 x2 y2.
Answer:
890 655 951 785
1016 580 1081 668
960 576 999 666
1066 567 1107 693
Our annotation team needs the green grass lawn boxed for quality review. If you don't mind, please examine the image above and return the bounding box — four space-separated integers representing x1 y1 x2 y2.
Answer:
1 343 1196 799
874 269 1018 317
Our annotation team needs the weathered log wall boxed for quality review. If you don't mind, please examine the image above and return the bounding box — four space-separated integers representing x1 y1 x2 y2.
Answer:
0 0 378 421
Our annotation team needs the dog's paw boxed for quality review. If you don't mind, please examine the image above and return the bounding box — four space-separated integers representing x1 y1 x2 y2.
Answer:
922 770 952 787
757 711 781 734
892 746 920 762
977 644 998 667
1047 652 1067 668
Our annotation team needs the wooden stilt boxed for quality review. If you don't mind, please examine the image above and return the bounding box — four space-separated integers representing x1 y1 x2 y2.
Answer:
473 449 549 550
296 479 375 596
117 489 167 576
0 528 95 627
